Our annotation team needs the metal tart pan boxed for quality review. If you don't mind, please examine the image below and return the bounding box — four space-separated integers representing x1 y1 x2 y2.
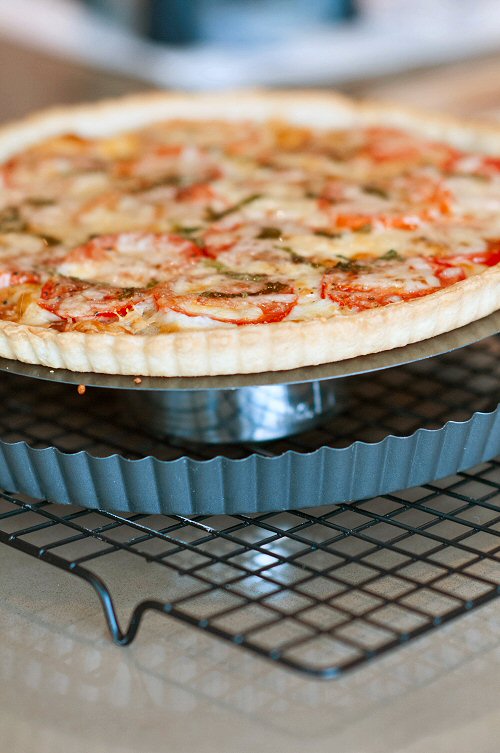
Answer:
0 405 498 514
0 322 497 513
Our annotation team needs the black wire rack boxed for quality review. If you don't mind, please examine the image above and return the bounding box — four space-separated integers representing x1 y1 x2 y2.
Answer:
0 335 499 678
1 461 499 679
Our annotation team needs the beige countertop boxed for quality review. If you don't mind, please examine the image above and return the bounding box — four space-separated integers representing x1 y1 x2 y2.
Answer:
1 541 500 753
0 37 499 753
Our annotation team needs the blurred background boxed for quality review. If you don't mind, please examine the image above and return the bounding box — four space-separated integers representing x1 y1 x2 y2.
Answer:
0 0 500 120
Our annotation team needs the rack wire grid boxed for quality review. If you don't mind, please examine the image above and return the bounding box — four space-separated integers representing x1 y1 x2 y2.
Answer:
0 335 499 678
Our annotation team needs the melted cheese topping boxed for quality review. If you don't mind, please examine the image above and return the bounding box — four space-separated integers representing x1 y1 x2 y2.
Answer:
0 118 499 332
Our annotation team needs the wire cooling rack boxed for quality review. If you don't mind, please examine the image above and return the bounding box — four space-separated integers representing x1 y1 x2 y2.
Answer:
0 335 498 677
1 461 499 678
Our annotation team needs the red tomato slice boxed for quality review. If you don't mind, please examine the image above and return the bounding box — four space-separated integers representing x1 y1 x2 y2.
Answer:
479 157 500 175
39 277 148 322
433 241 500 271
113 144 221 186
58 232 204 288
443 151 500 178
432 263 466 286
482 240 500 266
325 174 453 232
334 213 421 231
154 276 297 325
176 183 217 203
1 136 103 191
113 144 183 179
65 232 202 265
321 255 465 312
0 269 40 288
361 127 455 167
362 127 424 163
321 279 435 311
203 224 243 257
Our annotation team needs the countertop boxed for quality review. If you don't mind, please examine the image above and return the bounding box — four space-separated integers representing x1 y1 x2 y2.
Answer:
2 541 500 753
0 36 499 753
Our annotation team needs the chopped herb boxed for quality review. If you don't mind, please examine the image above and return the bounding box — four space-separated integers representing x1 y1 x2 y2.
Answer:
380 249 402 261
130 175 181 193
24 197 55 207
171 225 205 247
281 246 308 265
226 271 268 282
281 246 323 269
199 290 239 299
37 234 60 246
206 259 267 282
117 287 139 300
334 255 368 272
257 226 282 239
206 259 228 274
363 185 388 199
261 280 289 294
199 280 288 299
172 225 201 236
0 206 27 233
206 193 262 222
192 237 206 249
146 278 160 288
314 230 342 239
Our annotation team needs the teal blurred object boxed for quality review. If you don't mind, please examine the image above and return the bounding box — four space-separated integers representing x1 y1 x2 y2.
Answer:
84 0 357 46
150 0 356 45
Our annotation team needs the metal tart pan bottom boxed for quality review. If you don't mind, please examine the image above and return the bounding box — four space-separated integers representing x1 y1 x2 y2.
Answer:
0 312 497 445
130 381 339 443
0 332 497 514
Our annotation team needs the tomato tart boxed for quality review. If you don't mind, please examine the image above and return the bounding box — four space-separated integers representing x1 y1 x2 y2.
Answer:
0 91 498 376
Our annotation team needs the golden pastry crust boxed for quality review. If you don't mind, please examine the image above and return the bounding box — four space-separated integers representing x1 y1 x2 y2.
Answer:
0 90 498 376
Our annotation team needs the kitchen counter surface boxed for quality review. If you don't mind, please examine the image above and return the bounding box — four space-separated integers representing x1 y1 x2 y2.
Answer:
2 541 500 753
0 36 499 753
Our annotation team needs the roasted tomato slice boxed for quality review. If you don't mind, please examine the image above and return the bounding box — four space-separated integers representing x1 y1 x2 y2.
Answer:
334 213 421 232
1 134 103 192
326 175 453 232
154 271 297 325
435 240 500 269
321 255 465 312
321 280 436 311
443 151 500 178
39 277 148 322
360 127 456 168
203 224 251 257
0 269 40 288
58 232 204 288
361 127 426 164
480 241 500 266
0 239 47 288
431 262 466 286
175 182 217 203
113 144 220 187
